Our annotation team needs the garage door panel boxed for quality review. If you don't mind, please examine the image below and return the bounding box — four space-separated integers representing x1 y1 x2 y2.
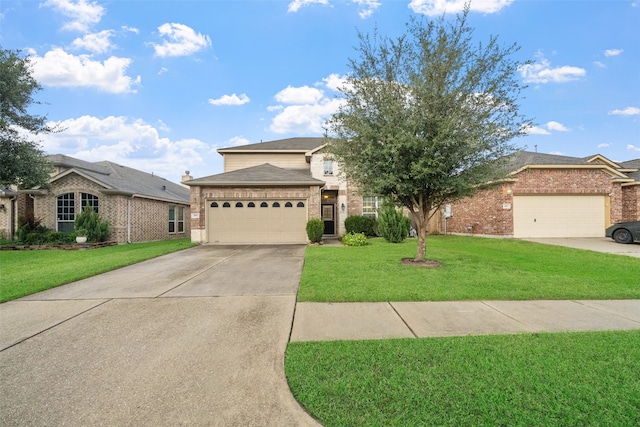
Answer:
513 195 605 238
207 200 307 244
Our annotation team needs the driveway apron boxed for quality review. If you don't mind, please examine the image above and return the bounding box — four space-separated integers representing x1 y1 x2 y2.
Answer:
0 245 320 426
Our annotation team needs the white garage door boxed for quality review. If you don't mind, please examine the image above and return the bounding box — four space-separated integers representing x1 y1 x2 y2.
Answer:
513 195 606 238
207 200 308 244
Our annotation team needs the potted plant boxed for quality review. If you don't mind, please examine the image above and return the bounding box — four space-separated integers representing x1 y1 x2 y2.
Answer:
75 229 88 244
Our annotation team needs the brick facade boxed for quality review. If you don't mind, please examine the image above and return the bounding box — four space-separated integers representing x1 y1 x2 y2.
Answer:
622 185 640 222
443 168 630 236
189 185 321 243
26 173 190 243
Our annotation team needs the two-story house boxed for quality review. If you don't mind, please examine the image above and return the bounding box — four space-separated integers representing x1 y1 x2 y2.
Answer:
185 137 370 244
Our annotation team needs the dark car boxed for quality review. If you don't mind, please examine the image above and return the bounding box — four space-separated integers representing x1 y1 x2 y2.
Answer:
605 221 640 244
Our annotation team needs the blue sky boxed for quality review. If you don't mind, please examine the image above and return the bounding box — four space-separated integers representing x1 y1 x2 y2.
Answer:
2 0 639 183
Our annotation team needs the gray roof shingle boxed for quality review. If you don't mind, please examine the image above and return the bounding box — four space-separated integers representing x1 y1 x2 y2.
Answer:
49 154 190 203
217 137 325 153
185 163 324 186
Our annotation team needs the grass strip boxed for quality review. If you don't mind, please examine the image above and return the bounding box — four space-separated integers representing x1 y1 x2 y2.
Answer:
299 236 640 301
286 330 640 426
0 239 197 302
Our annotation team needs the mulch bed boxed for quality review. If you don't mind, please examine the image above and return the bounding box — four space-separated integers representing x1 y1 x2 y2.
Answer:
0 241 118 251
401 258 442 268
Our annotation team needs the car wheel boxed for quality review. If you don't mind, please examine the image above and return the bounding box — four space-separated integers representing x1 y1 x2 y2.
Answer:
613 229 633 244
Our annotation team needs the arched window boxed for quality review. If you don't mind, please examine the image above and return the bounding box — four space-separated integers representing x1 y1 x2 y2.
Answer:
223 202 231 208
297 202 305 208
285 202 293 208
248 202 255 208
272 202 280 208
260 202 268 207
56 193 75 233
235 202 243 208
211 202 218 208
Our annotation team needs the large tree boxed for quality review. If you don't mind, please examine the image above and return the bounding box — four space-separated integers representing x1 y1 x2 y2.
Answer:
326 7 532 261
0 48 54 189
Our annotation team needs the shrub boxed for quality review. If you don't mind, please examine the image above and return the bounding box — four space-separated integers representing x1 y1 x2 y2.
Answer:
344 215 378 237
341 232 369 246
74 207 110 242
306 218 324 243
378 200 411 243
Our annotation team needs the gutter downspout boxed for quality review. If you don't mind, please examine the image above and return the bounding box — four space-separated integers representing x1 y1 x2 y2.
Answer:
127 196 133 243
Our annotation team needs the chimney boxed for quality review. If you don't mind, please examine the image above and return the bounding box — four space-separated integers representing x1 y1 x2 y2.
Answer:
181 170 193 188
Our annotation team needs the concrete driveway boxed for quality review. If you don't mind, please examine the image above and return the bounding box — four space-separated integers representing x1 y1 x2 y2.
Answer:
522 237 640 258
0 245 320 426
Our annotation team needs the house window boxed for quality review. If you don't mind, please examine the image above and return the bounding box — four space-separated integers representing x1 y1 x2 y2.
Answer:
324 160 334 175
285 202 293 207
169 207 175 233
260 202 268 207
223 202 231 208
297 202 305 208
81 193 99 213
235 202 243 207
248 202 255 208
169 206 185 233
57 193 75 233
272 202 280 207
362 196 381 218
211 202 218 208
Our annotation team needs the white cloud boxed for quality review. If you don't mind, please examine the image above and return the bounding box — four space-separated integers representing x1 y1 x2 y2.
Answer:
269 76 346 134
70 29 114 54
151 23 211 57
409 0 513 16
158 67 168 75
519 54 586 84
40 115 210 182
628 144 640 152
353 0 381 18
546 121 569 132
41 0 104 32
593 61 606 69
227 136 250 146
208 93 250 106
274 85 325 104
597 143 611 148
604 49 623 57
121 25 139 34
321 73 348 91
288 0 329 13
609 106 640 116
522 125 550 135
29 48 140 93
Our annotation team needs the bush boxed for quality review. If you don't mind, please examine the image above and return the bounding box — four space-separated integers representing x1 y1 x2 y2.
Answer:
341 232 369 246
344 215 378 237
378 200 411 243
75 207 110 242
306 218 324 243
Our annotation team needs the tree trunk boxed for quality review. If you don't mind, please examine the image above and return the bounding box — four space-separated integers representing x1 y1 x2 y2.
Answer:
411 204 429 261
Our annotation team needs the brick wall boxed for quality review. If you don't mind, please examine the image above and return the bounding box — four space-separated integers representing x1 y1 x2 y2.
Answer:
189 185 321 243
622 185 640 221
444 168 624 236
32 174 189 243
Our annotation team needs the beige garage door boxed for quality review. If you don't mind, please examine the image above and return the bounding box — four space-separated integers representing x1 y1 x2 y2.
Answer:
207 200 308 244
513 195 606 238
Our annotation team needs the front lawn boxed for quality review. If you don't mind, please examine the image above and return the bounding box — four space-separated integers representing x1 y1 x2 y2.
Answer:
0 239 197 302
286 330 640 426
299 236 640 301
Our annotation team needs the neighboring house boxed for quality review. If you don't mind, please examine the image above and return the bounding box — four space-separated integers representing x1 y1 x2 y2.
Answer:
187 137 372 244
443 151 640 238
0 154 191 243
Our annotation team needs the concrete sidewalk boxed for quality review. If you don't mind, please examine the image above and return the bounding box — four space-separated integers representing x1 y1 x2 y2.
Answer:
290 300 640 342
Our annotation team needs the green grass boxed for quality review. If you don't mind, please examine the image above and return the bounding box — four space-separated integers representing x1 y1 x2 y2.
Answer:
286 330 640 426
299 236 640 301
0 239 197 302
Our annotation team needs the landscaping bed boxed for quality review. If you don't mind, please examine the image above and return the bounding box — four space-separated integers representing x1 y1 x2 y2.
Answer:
0 241 118 250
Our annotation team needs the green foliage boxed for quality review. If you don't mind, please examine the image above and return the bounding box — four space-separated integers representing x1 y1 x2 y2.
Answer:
325 7 531 259
377 200 410 243
341 232 369 246
344 215 377 237
74 207 110 242
16 212 47 244
306 218 324 243
0 48 55 188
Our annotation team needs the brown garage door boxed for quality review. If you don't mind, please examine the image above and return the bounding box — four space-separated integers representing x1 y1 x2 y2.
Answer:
207 200 308 244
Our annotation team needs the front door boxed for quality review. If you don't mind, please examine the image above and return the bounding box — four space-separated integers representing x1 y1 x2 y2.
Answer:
322 203 335 235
